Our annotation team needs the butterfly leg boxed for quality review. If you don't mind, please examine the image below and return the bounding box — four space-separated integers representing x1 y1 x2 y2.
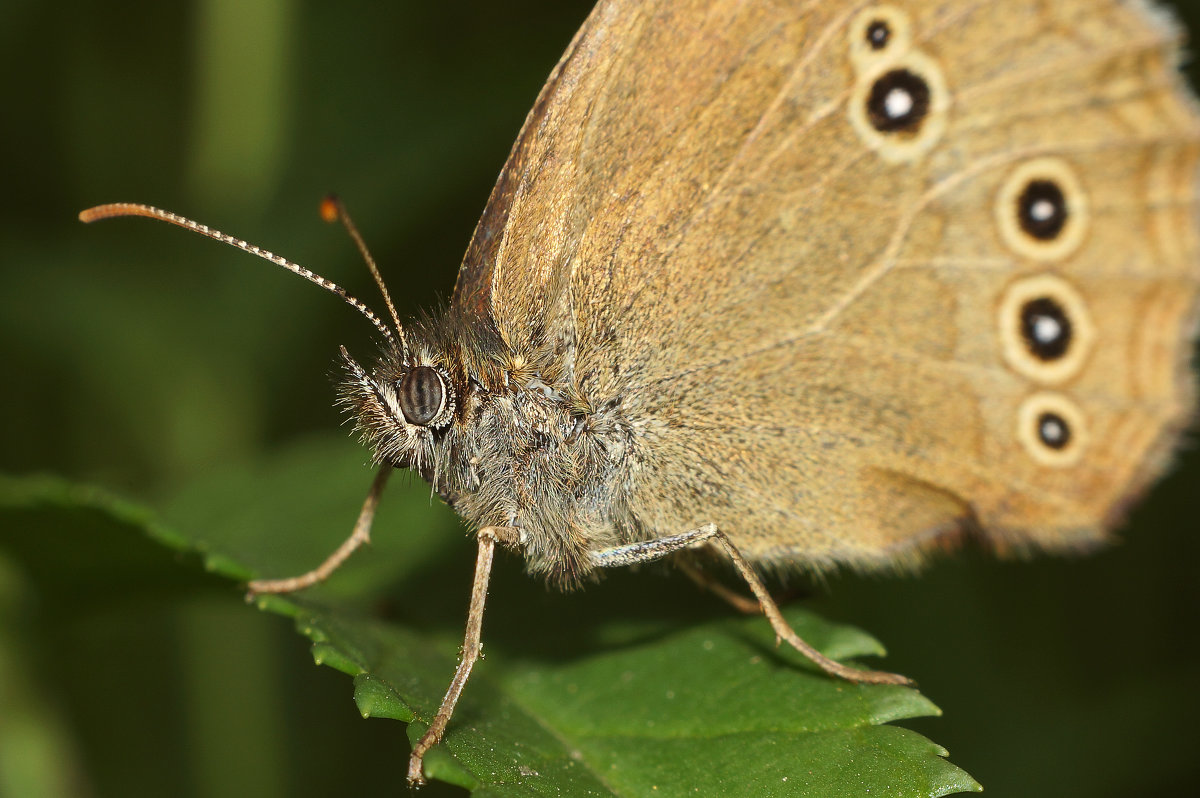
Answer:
247 465 392 595
676 558 763 615
591 525 913 687
407 524 521 786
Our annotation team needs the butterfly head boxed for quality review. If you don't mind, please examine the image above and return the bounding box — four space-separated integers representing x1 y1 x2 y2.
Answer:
75 200 483 496
336 338 463 477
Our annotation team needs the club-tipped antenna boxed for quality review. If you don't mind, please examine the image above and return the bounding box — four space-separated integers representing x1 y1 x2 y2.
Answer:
319 195 408 356
78 202 399 350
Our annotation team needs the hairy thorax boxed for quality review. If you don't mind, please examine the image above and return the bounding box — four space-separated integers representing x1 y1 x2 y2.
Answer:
444 379 634 586
338 310 643 588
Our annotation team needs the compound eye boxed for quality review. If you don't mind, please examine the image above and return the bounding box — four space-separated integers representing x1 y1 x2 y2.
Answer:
398 366 447 427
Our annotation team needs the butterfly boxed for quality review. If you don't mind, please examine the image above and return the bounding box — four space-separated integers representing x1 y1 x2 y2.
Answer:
81 0 1200 785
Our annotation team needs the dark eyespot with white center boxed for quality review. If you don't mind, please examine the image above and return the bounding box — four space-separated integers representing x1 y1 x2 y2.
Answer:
866 69 930 133
1016 392 1086 466
998 273 1094 384
1020 296 1072 361
849 8 913 72
398 366 448 427
848 49 947 163
1018 179 1068 241
1037 412 1071 450
995 159 1088 262
866 19 891 50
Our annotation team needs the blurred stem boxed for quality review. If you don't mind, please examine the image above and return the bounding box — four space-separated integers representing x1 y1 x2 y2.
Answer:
187 0 295 212
0 555 91 798
179 598 287 798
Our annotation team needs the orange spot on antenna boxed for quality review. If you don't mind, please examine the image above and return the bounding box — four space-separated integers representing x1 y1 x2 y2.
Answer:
320 194 341 224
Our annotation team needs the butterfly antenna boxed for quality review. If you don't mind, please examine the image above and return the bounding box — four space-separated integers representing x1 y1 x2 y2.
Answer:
319 195 408 357
78 203 398 349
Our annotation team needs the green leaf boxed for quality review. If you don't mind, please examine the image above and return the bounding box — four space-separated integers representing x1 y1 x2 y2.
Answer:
0 473 220 603
10 437 981 796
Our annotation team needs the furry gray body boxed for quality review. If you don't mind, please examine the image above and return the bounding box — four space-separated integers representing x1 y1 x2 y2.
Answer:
341 316 637 588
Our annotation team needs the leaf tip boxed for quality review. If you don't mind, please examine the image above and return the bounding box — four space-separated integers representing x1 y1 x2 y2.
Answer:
354 673 414 722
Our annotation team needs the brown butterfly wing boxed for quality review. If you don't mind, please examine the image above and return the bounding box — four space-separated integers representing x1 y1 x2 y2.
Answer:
450 1 627 362
453 0 1200 571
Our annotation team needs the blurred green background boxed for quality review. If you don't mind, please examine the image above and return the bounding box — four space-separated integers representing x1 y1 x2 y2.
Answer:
2 1 1198 796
